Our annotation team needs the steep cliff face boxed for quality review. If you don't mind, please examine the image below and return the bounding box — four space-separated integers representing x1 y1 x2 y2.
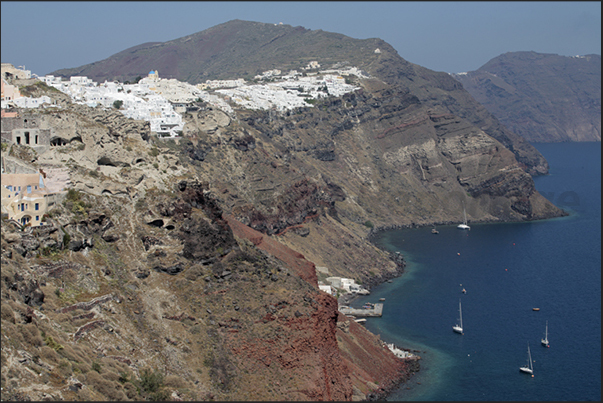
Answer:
452 52 601 143
363 44 551 175
187 79 563 236
1 176 413 401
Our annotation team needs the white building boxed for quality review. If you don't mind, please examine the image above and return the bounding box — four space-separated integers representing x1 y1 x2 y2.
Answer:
318 284 336 296
12 96 53 108
325 276 369 295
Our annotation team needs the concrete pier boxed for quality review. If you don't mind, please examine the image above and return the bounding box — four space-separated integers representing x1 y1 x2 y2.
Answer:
338 303 383 317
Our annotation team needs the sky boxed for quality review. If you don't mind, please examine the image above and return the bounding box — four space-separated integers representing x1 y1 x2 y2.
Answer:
1 1 601 77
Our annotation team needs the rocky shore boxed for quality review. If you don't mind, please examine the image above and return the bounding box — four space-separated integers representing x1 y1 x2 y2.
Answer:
336 239 420 401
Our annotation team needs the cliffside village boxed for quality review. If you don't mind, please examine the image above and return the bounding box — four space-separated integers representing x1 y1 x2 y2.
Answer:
2 61 365 138
1 61 378 304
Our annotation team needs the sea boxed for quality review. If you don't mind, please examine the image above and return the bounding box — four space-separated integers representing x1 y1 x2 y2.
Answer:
354 142 601 401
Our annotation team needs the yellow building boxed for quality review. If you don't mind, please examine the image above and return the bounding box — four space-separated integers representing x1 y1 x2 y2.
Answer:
1 78 21 101
1 173 61 227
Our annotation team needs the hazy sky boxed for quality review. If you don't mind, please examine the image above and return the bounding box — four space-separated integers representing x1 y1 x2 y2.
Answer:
1 1 601 76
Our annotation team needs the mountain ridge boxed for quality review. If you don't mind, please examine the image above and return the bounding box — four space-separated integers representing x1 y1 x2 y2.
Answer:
452 51 601 142
50 19 550 175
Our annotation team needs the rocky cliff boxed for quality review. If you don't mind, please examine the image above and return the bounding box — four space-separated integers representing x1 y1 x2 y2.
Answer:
2 21 568 402
452 51 601 142
1 175 414 401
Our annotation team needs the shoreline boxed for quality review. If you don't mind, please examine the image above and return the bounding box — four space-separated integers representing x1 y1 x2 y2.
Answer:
337 235 420 401
364 208 569 241
354 209 574 400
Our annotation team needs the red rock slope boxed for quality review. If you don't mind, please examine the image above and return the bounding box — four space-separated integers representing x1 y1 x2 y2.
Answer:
225 214 418 400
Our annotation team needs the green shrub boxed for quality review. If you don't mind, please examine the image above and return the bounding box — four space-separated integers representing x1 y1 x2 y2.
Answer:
364 220 374 228
44 335 64 351
91 361 102 373
113 100 123 109
62 232 71 248
140 369 162 392
66 189 81 202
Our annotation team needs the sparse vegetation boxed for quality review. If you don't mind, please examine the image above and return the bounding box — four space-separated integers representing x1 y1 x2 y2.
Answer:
113 100 123 109
44 335 64 351
64 189 91 217
137 368 170 401
62 232 71 248
91 361 102 373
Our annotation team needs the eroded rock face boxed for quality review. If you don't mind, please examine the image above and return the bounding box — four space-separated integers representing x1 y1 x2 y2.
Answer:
5 270 45 307
168 180 239 262
232 178 342 236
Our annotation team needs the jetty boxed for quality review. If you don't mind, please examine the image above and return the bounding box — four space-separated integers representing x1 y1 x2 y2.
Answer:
338 303 383 317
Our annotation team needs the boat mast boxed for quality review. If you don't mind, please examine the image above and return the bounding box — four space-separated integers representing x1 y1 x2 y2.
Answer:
463 205 467 225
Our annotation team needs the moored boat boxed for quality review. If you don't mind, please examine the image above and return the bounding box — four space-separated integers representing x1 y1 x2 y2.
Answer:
457 203 470 230
519 343 534 376
541 321 549 347
452 299 463 334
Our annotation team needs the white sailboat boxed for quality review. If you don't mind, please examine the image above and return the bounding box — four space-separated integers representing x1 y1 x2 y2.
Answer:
452 299 463 334
457 203 470 230
519 343 534 376
541 321 549 347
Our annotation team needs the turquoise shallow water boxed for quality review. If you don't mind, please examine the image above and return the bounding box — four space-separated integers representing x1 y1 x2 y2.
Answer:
354 142 601 401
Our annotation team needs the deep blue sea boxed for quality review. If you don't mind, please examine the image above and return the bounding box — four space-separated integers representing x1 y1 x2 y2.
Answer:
355 142 601 401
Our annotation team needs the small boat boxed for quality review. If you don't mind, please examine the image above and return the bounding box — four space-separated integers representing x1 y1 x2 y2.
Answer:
457 203 470 230
452 299 463 334
461 288 466 294
431 226 439 234
519 343 534 376
541 321 549 347
379 298 386 301
532 308 540 311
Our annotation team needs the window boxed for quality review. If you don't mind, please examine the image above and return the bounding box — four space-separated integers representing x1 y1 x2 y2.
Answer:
27 185 32 193
7 186 12 191
36 216 39 221
35 203 39 211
